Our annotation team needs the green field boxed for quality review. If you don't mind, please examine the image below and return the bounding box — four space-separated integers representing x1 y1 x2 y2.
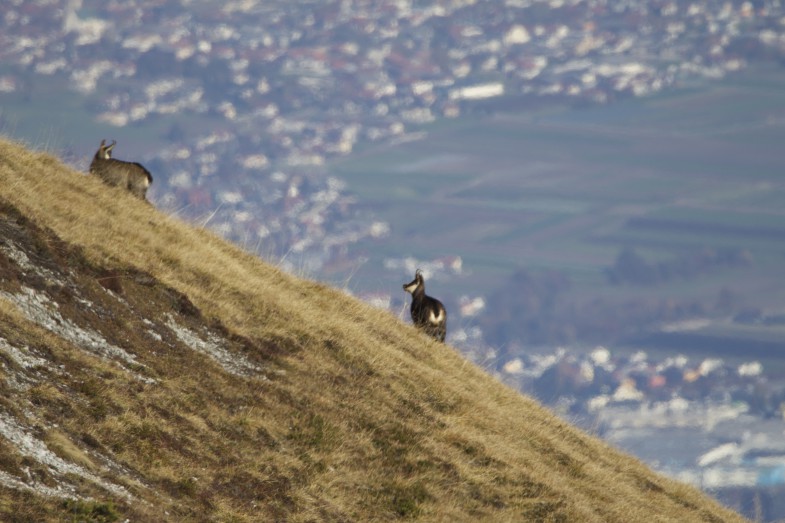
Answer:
329 65 785 354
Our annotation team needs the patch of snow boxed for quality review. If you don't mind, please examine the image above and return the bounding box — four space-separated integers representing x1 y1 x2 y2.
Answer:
0 336 53 391
0 337 49 371
0 412 133 500
1 240 66 286
164 315 263 378
0 468 74 498
0 288 155 384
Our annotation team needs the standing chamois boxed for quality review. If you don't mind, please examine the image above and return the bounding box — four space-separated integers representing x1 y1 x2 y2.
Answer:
89 139 153 201
403 269 447 342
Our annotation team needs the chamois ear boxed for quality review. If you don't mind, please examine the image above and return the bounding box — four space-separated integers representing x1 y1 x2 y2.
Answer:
415 268 423 278
94 139 111 160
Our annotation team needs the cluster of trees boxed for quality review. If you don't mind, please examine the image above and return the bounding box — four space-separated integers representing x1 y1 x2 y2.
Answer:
479 254 754 351
604 246 753 286
479 269 573 350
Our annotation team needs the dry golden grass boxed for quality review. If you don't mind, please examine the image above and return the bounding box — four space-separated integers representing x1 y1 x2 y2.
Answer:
0 136 748 522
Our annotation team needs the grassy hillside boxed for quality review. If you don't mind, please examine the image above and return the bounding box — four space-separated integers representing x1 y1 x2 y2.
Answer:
0 136 746 521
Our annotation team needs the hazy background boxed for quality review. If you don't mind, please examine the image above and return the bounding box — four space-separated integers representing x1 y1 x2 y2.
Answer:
2 0 785 519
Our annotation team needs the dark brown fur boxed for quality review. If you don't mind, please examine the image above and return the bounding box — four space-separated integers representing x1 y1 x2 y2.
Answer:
403 269 447 342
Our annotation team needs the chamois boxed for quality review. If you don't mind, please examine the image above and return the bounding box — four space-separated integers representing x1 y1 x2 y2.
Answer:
89 139 153 201
403 269 447 342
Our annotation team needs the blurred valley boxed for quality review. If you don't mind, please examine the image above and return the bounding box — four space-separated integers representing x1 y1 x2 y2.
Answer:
330 73 785 361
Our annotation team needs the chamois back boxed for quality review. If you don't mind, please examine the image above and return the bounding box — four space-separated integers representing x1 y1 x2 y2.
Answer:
89 139 153 201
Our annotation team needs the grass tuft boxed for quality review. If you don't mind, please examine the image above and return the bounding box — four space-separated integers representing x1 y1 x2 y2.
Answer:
62 499 120 523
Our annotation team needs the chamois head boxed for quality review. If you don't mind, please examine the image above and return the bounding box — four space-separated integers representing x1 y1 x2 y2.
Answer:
95 139 116 160
403 269 425 295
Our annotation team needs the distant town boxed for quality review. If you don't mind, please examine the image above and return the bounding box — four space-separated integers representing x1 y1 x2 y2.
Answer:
2 1 785 519
2 0 781 273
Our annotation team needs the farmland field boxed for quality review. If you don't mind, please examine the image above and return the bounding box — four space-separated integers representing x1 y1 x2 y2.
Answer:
328 65 785 356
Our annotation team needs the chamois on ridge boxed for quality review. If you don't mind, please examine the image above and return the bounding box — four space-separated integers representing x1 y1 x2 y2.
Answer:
89 139 153 201
403 269 447 342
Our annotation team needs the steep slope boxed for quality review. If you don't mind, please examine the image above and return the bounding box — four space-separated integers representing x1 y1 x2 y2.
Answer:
0 137 746 522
